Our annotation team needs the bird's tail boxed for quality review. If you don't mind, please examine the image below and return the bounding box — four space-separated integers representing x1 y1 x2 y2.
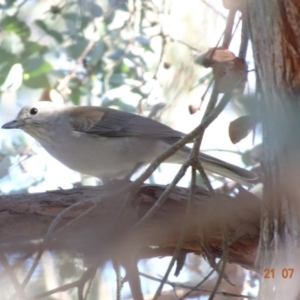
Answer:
168 146 257 185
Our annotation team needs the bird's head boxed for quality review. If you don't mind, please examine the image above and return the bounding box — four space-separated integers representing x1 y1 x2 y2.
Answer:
2 101 63 138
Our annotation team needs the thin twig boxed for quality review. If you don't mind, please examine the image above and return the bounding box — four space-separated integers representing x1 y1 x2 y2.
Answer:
46 197 99 236
152 167 196 299
113 257 122 300
57 39 96 93
20 249 43 288
83 276 95 300
132 161 189 230
208 241 229 300
238 11 249 59
0 252 26 300
53 204 97 237
29 280 80 300
117 90 233 233
139 272 255 299
77 266 98 300
131 90 233 193
201 0 227 19
178 266 216 300
222 8 237 48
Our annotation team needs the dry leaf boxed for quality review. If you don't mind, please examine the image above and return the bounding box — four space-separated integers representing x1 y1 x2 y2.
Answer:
39 89 52 101
229 115 254 144
163 62 171 69
201 47 236 67
213 57 247 93
39 89 64 104
223 0 245 11
188 104 199 115
195 48 247 92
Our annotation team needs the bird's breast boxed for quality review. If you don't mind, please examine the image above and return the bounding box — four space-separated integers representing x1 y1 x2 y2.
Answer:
35 131 170 180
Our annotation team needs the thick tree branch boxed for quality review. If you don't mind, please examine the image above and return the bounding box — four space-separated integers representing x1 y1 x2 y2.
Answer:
0 185 260 271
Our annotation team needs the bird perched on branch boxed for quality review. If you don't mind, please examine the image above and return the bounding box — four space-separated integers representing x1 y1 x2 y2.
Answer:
2 101 256 185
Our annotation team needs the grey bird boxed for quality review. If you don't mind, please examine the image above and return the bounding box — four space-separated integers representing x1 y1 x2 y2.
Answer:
2 101 256 184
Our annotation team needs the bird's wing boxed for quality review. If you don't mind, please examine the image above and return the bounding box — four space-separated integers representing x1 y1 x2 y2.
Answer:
68 106 185 139
67 106 257 183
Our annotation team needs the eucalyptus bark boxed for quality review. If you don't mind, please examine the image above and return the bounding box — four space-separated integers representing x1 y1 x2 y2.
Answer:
248 1 300 298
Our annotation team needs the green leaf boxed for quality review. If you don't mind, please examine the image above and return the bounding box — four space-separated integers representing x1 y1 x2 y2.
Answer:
109 74 141 87
86 2 103 18
67 37 89 59
69 77 85 105
70 88 81 105
0 16 30 40
109 49 124 60
22 41 48 58
23 57 52 78
120 62 131 74
0 0 17 9
63 13 91 32
1 32 24 56
141 43 154 53
109 73 126 85
63 12 78 22
23 74 50 89
88 41 106 64
79 16 91 31
35 20 63 43
0 48 15 63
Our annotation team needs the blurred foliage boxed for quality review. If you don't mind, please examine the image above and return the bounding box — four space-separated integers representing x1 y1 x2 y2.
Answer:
0 0 166 112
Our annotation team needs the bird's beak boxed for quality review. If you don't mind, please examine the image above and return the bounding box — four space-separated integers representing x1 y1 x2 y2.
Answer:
2 119 24 129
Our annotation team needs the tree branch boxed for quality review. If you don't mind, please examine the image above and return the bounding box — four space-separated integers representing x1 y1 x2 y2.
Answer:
0 184 260 271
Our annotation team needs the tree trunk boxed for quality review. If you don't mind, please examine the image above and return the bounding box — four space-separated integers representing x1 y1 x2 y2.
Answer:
248 1 300 298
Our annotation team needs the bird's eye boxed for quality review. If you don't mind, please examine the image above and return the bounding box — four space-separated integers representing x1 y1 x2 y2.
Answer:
30 108 38 115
